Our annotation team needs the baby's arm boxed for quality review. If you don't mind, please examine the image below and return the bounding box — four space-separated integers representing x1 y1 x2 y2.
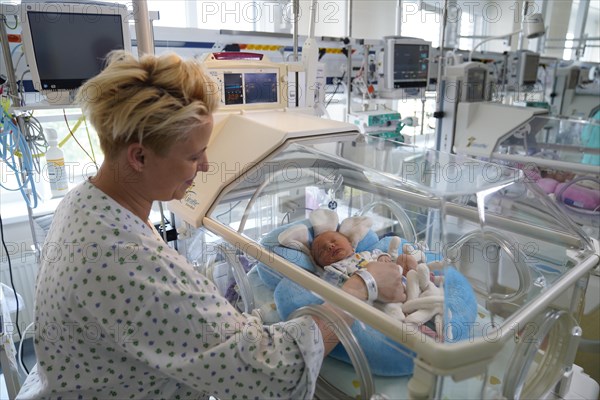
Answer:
322 265 350 287
371 248 393 263
377 253 393 263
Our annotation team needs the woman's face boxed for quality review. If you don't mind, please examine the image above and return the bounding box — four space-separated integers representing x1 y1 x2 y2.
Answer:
143 117 213 201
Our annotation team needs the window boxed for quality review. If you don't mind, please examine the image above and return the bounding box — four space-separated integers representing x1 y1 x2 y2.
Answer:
0 109 101 214
111 0 187 28
196 0 263 31
582 3 599 62
401 2 441 47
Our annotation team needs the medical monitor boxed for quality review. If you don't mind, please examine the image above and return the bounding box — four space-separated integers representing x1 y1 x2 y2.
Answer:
20 1 131 105
201 53 287 110
382 37 431 95
518 51 540 86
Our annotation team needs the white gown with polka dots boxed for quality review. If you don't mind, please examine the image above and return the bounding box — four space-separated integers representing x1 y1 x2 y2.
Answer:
17 182 324 400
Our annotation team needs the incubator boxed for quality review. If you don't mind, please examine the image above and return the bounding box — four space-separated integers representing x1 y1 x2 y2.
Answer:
491 115 600 175
168 109 599 399
453 103 600 238
492 115 599 232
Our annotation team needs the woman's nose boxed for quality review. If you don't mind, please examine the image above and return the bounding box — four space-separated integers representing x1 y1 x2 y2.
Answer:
198 154 209 172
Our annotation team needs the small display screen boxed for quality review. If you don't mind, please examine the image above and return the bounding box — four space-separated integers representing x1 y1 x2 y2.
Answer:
244 73 278 104
393 44 429 87
521 54 540 85
224 73 244 105
27 11 125 90
466 68 487 102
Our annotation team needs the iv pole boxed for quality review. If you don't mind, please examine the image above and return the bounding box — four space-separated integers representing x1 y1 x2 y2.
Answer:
0 13 41 259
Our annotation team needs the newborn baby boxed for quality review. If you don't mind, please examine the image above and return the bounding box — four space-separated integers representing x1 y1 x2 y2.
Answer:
310 230 421 303
310 230 445 332
277 209 446 333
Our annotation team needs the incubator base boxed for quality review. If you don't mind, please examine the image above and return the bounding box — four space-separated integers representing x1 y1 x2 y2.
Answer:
317 361 598 400
547 364 599 400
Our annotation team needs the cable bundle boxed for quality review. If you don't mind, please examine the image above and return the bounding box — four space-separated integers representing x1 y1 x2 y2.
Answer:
0 109 42 208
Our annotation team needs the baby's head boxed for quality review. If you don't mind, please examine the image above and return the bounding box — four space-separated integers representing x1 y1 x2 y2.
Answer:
311 231 354 267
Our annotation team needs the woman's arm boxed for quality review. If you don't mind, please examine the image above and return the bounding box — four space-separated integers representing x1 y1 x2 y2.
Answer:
314 261 404 355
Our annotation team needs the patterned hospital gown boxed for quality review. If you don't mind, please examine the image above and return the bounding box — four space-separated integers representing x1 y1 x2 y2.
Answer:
17 182 324 399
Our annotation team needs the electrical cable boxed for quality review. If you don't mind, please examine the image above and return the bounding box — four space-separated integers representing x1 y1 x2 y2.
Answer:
18 69 30 107
0 213 26 371
21 114 47 174
82 117 98 169
62 110 96 164
10 43 22 58
2 41 25 106
0 110 39 208
3 15 18 30
280 208 314 226
325 72 345 108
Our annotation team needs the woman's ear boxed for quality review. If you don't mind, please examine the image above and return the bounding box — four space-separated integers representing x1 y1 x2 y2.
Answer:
127 143 145 172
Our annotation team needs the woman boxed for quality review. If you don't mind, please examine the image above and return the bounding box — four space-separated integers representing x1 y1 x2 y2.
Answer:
17 51 405 399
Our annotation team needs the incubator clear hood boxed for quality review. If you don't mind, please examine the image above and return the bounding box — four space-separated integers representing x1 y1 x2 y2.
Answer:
169 110 598 399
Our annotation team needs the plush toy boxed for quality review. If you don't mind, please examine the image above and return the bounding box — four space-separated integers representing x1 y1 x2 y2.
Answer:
277 208 373 262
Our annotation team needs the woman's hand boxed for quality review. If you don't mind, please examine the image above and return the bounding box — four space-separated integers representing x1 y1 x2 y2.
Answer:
366 261 405 303
341 262 405 303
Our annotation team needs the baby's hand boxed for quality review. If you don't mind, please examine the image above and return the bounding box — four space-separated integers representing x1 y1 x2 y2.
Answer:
377 254 393 263
396 253 417 275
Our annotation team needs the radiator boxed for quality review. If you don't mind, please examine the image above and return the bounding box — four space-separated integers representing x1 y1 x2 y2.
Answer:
0 253 39 339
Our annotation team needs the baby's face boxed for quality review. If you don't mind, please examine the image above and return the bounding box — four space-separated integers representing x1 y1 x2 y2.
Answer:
312 231 354 266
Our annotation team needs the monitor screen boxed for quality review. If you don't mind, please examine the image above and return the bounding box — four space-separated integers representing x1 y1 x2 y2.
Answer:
27 10 125 90
244 73 278 104
393 44 429 88
520 53 540 86
465 68 487 102
223 73 244 105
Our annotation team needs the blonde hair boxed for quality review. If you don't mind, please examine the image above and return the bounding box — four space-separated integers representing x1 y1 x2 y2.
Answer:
76 50 219 159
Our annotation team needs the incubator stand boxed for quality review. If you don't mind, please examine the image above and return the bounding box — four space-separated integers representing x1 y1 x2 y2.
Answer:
169 111 599 399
